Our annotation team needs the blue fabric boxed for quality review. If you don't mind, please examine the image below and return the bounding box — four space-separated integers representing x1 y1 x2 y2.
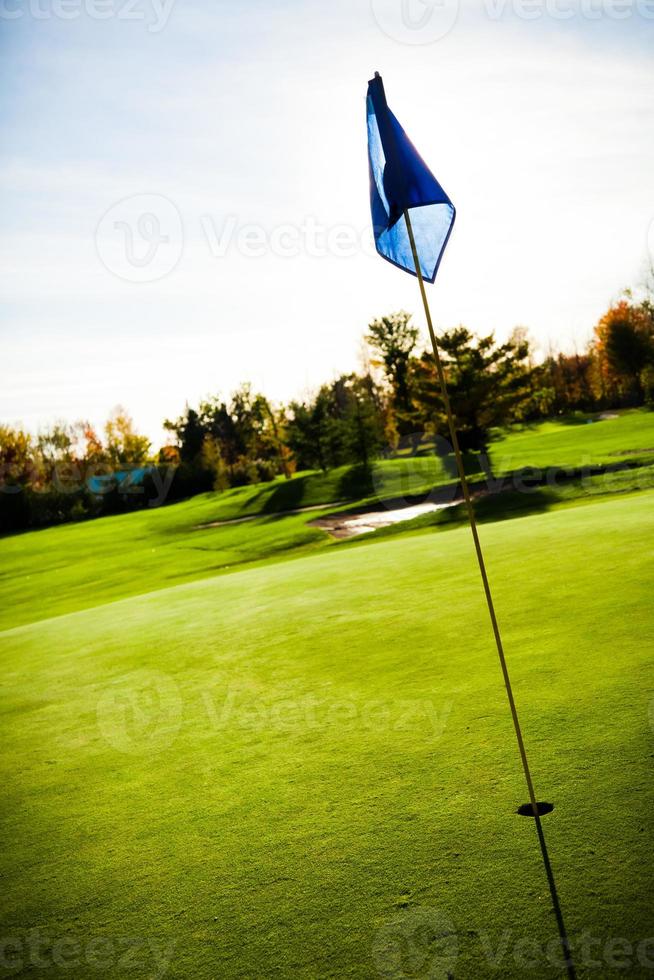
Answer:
367 74 455 283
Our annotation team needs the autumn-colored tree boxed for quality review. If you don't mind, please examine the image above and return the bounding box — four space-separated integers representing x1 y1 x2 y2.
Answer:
594 301 653 403
201 434 230 491
229 384 280 465
104 407 151 467
261 400 293 479
166 387 292 490
158 444 180 467
538 351 596 415
37 422 75 464
0 425 34 491
79 422 105 462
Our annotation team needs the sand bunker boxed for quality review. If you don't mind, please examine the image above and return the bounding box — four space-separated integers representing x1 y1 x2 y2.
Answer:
309 500 459 539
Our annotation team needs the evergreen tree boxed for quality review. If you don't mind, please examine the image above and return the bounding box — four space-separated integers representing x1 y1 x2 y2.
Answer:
410 327 534 453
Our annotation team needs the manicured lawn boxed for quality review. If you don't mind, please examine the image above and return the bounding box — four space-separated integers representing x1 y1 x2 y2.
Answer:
493 409 654 471
1 492 653 977
0 506 328 631
1 410 652 631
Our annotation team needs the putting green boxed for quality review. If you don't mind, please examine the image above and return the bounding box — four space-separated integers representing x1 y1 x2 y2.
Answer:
1 491 653 977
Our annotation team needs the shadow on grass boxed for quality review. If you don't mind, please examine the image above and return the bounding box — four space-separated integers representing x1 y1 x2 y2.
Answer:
553 413 596 426
429 488 554 530
259 474 309 517
441 452 485 479
332 456 654 546
498 458 652 487
337 464 375 501
233 456 653 530
473 488 554 523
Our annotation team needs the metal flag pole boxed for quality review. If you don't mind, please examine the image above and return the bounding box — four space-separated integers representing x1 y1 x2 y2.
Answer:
403 206 576 980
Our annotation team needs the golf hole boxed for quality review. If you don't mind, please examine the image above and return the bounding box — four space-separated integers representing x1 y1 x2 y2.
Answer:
517 802 554 817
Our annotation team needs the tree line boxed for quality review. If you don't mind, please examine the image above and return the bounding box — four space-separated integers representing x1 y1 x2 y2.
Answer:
1 294 653 533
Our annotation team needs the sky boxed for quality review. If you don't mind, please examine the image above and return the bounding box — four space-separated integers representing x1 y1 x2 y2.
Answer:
1 0 653 446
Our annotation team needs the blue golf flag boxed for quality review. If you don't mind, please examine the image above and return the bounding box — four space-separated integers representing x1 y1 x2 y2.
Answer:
367 72 455 283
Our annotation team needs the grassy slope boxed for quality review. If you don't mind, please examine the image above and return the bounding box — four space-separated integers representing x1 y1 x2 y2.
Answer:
350 464 654 545
1 411 652 632
494 409 654 470
1 493 653 978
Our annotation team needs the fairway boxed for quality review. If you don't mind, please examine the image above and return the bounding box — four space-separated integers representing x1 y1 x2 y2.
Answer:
2 410 652 632
2 492 653 978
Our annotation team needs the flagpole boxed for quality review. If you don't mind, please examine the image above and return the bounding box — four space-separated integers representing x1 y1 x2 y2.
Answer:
403 207 539 813
403 207 576 979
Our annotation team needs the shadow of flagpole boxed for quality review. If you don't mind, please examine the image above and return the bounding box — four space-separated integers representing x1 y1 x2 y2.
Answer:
534 813 576 977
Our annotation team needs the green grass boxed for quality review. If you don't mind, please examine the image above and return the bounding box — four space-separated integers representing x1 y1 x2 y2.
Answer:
1 410 652 632
1 492 653 978
493 409 654 471
0 505 328 632
349 463 654 545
